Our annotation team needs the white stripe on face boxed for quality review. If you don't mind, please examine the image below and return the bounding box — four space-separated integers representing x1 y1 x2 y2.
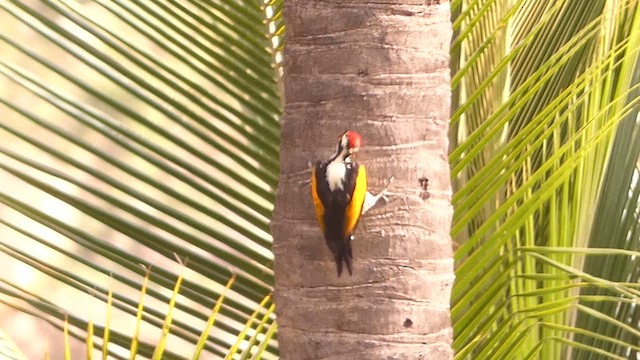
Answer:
341 133 349 150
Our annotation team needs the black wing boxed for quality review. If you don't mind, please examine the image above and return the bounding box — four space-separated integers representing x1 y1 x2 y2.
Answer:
313 160 360 276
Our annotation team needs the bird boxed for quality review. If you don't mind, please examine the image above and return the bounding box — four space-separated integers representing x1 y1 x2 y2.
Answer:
310 130 368 276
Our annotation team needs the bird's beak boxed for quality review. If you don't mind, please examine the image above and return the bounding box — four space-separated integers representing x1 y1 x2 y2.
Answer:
350 151 358 162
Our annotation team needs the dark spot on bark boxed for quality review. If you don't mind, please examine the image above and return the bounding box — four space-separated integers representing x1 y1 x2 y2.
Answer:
419 177 430 200
403 318 413 327
419 177 429 189
357 68 368 77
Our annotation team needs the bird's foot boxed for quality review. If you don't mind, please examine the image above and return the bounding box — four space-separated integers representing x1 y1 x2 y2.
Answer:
363 176 394 214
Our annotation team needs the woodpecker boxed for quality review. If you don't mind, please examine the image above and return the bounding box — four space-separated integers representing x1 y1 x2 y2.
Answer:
311 130 368 276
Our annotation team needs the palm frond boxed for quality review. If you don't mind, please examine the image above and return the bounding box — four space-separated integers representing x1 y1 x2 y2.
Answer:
451 0 640 358
0 327 27 360
0 0 282 358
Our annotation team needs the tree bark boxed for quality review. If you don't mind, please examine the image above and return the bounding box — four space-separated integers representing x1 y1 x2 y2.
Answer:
271 1 454 359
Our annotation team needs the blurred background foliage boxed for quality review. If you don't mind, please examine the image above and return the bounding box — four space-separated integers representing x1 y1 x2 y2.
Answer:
0 0 282 358
2 0 640 360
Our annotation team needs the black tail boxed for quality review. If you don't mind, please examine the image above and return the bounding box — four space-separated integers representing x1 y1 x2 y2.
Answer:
335 237 353 277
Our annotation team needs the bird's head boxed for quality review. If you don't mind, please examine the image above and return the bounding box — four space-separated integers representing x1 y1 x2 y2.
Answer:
338 130 362 156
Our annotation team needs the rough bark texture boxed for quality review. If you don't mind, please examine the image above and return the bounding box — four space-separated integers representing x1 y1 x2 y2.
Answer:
271 1 454 359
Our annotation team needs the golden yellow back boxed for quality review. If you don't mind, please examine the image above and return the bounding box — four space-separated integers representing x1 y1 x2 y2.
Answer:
344 165 367 237
311 165 326 235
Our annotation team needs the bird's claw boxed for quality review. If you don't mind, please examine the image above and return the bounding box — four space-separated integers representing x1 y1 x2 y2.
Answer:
362 175 394 214
381 176 395 201
385 176 395 187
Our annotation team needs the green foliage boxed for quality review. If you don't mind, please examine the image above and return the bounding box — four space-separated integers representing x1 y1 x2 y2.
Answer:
0 0 282 358
54 273 275 359
5 0 639 359
0 327 27 360
451 0 640 358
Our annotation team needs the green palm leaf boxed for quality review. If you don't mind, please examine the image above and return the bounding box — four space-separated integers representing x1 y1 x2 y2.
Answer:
452 0 640 359
0 0 282 358
0 327 27 360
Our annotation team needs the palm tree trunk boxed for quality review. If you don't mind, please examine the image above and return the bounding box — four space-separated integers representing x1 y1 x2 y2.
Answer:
271 1 454 359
